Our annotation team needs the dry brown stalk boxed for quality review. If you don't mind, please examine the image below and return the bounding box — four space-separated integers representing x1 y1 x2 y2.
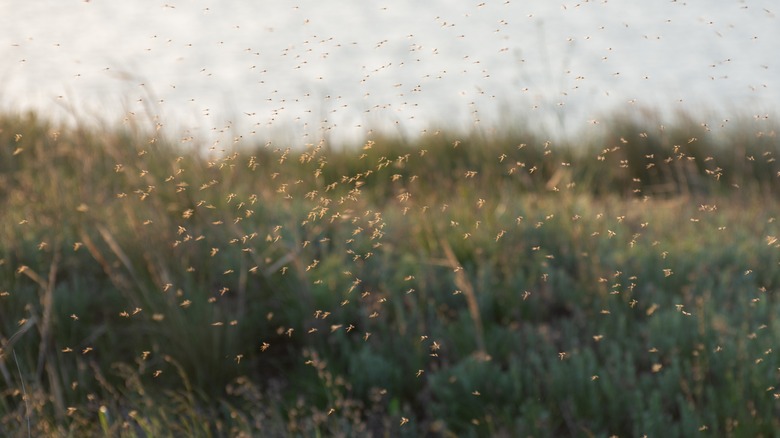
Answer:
436 235 487 357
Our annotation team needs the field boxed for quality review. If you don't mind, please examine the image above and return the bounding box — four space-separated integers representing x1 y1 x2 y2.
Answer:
1 108 780 437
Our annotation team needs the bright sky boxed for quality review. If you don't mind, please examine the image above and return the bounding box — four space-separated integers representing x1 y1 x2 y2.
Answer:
1 0 777 146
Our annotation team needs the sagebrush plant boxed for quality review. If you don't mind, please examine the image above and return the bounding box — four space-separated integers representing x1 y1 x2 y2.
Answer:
1 107 780 437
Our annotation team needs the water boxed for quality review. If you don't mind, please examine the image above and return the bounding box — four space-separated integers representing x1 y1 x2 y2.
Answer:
1 0 778 147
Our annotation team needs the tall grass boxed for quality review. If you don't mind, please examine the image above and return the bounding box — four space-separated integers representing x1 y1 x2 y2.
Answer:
1 108 779 436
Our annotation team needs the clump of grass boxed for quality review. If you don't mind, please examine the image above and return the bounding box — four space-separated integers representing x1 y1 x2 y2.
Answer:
1 107 780 436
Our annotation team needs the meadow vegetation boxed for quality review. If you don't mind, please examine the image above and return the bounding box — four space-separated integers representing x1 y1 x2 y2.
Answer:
1 108 780 437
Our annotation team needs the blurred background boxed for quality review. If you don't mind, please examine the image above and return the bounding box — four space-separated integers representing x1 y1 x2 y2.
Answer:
4 2 780 436
1 0 778 146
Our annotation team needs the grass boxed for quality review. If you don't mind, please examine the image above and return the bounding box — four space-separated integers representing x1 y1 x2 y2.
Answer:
1 107 780 436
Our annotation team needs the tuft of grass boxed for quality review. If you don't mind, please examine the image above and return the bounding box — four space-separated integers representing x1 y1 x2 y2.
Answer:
1 107 780 436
